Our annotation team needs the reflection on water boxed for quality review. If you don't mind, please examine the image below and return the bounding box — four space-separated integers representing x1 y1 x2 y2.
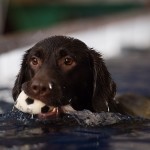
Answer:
0 109 149 150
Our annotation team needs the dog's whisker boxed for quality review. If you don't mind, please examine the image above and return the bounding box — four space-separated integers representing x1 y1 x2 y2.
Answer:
31 114 34 119
49 83 53 90
12 106 15 111
105 101 110 112
56 107 59 116
69 98 72 103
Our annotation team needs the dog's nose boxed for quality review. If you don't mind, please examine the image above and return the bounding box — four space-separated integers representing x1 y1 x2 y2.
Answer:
31 80 50 96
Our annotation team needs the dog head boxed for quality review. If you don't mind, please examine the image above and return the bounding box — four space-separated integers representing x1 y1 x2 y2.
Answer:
12 36 116 113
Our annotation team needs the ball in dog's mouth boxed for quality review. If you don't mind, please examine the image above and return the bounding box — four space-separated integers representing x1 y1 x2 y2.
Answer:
14 91 75 119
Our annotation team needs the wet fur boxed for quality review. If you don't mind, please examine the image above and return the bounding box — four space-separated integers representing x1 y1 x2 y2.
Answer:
12 36 117 112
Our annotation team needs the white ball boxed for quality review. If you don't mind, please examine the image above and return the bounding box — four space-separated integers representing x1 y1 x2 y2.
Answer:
14 91 52 114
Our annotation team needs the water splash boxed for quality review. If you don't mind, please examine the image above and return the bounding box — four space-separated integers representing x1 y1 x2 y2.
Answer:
0 109 144 128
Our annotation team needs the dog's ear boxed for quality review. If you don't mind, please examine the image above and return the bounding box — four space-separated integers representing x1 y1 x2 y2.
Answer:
89 49 117 112
12 49 30 101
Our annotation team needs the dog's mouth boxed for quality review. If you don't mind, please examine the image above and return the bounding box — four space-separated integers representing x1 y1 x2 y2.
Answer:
38 105 75 120
14 91 76 120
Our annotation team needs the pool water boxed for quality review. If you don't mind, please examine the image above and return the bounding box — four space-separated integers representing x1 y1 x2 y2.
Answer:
0 109 149 150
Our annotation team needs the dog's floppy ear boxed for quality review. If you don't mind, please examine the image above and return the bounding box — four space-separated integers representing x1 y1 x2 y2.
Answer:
89 49 117 112
12 49 30 101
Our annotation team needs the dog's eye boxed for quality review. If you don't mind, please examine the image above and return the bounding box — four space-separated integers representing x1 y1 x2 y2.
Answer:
64 57 74 65
30 57 39 66
30 56 42 70
58 55 76 72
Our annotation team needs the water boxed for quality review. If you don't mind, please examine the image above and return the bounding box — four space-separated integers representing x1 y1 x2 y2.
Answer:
0 109 149 150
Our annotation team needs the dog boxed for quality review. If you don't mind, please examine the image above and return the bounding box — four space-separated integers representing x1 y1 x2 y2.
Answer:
12 36 119 118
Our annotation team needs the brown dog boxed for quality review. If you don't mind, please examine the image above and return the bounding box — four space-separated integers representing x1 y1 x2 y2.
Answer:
12 36 118 118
